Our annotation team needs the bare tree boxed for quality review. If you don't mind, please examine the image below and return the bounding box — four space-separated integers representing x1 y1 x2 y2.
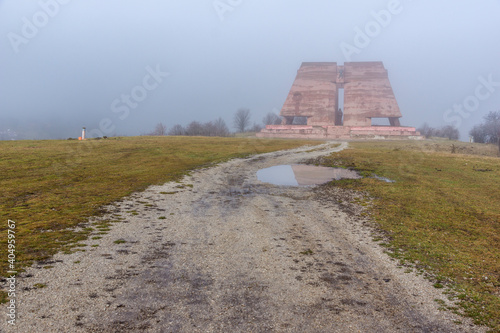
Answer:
418 123 459 140
233 108 251 132
201 121 216 136
185 121 204 136
200 119 230 137
469 111 500 144
483 111 500 144
417 122 434 138
262 112 282 126
213 117 230 137
437 125 460 140
168 124 185 136
149 122 167 136
249 122 263 133
469 125 486 143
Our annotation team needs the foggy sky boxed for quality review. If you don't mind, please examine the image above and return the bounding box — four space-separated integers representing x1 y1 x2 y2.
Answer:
1 0 500 140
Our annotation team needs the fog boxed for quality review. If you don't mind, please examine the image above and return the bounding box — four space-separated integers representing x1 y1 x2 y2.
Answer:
1 0 499 140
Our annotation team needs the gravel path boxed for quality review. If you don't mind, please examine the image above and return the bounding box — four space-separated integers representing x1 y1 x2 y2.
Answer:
1 142 486 332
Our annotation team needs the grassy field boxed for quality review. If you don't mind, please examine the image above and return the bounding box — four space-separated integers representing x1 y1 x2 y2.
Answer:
318 140 499 331
0 136 321 285
1 136 499 330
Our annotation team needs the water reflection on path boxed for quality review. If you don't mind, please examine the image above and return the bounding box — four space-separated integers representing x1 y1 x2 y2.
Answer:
257 165 362 186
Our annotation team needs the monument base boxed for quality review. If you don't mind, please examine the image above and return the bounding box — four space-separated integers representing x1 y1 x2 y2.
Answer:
256 125 423 140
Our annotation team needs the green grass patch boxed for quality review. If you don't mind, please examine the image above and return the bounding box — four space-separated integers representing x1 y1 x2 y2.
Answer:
113 239 126 244
320 140 500 330
0 136 320 286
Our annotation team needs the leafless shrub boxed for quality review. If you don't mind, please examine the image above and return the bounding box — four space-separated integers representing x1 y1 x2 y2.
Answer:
168 118 230 137
149 122 167 136
469 111 500 144
417 123 460 140
233 108 251 132
168 124 185 136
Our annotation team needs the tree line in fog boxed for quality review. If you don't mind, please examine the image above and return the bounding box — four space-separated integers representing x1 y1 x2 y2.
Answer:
147 109 500 145
417 123 460 140
147 108 284 137
417 110 499 147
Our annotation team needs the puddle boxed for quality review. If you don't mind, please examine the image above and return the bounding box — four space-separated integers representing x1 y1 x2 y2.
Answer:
257 165 362 186
373 175 396 183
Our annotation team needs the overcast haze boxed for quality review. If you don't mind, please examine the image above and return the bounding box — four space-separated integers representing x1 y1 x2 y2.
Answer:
1 0 499 140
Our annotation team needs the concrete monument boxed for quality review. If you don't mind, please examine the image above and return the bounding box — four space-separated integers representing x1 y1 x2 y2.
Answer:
257 61 422 140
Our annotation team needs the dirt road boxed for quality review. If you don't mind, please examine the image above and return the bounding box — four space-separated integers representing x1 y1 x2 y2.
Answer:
1 142 485 332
